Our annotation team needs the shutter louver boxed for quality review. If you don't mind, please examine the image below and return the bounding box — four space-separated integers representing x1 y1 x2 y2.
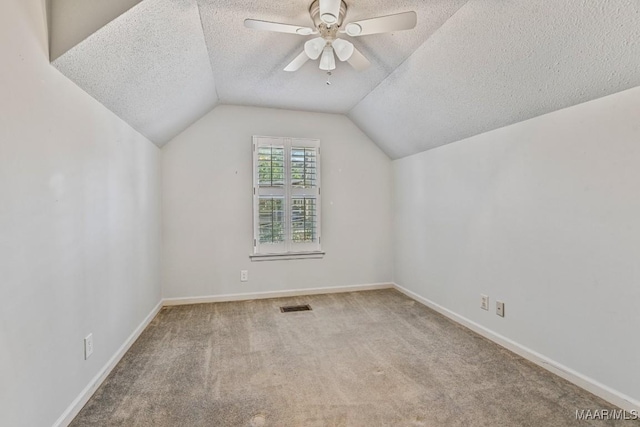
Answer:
291 197 317 242
291 147 317 188
258 146 284 187
259 197 284 243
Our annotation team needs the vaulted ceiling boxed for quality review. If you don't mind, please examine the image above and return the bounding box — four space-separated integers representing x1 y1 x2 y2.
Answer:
51 0 640 158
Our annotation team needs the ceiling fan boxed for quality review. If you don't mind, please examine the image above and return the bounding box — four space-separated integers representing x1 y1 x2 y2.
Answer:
244 0 417 73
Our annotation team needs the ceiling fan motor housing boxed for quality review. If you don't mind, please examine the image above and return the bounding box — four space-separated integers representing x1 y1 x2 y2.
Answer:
309 0 348 28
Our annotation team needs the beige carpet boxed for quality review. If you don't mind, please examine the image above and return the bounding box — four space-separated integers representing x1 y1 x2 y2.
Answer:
71 289 636 426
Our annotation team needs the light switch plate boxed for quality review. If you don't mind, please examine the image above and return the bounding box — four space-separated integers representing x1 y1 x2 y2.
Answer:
481 294 489 311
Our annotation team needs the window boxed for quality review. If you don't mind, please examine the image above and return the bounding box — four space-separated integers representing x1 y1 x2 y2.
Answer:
252 136 322 259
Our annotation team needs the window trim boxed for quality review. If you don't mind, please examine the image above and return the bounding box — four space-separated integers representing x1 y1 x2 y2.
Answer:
251 136 322 259
249 251 325 262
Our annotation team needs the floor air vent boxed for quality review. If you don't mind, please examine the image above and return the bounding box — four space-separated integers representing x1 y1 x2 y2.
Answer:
280 304 312 313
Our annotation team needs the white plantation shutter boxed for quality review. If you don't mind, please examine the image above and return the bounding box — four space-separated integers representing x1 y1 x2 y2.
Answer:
253 136 321 255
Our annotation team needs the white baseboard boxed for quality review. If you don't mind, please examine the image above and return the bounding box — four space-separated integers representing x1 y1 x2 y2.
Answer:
392 283 640 413
162 282 394 306
53 300 163 427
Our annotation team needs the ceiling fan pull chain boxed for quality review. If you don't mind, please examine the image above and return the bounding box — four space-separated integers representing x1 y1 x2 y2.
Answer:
326 72 332 86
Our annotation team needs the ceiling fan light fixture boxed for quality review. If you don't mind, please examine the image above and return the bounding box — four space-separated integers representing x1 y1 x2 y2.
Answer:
332 38 354 61
319 46 336 71
345 23 362 36
304 37 326 60
319 0 341 25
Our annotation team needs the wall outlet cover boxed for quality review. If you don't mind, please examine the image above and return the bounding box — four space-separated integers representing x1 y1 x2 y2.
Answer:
496 301 505 317
84 334 94 359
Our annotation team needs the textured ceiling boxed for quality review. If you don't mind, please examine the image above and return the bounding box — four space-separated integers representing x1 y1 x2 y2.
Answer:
197 0 467 113
52 0 218 145
50 0 640 155
350 0 640 158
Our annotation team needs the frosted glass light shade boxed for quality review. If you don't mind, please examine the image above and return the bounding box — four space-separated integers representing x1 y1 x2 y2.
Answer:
304 37 326 60
319 46 336 71
332 38 354 61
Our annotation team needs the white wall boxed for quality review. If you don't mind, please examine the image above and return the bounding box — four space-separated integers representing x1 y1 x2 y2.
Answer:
0 1 162 426
393 87 640 406
162 105 392 298
49 0 143 60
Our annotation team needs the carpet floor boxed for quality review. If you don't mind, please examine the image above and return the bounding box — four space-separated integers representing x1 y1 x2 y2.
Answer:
71 289 637 426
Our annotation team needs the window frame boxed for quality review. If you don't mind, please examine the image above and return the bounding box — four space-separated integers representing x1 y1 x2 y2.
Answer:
251 136 323 260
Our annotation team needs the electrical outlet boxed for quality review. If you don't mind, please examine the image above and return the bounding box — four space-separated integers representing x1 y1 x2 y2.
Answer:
496 301 505 317
481 294 489 311
240 270 248 282
84 334 94 360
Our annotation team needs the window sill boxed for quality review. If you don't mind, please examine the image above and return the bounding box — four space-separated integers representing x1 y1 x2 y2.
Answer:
250 251 325 262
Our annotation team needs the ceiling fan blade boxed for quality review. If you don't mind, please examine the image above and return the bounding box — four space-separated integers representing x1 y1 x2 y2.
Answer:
304 37 327 60
284 51 310 72
244 19 316 35
347 46 370 71
331 38 354 62
343 11 417 37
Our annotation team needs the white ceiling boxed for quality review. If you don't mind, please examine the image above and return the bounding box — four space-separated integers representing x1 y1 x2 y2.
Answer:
197 0 467 113
52 0 218 145
51 0 640 157
350 0 640 158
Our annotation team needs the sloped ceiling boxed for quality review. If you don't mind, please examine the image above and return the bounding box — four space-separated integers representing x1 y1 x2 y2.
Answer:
197 0 467 113
350 0 640 158
51 0 640 157
52 0 218 145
